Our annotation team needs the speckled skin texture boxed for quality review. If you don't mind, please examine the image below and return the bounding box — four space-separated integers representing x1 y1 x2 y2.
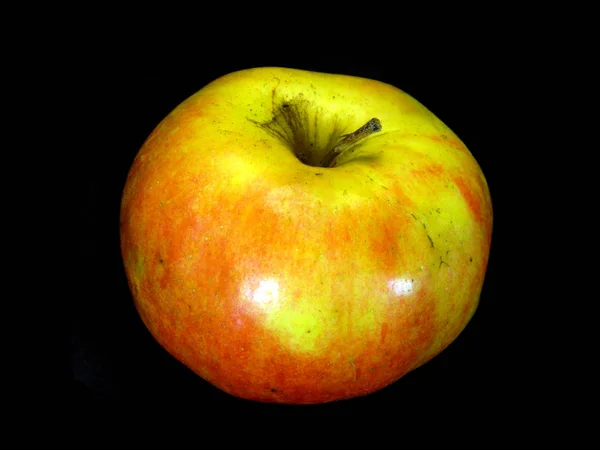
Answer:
120 67 492 404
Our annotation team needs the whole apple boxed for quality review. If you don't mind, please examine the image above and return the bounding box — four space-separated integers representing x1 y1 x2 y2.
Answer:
120 67 492 404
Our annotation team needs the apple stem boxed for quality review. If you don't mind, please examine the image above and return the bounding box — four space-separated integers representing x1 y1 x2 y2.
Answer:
321 118 382 168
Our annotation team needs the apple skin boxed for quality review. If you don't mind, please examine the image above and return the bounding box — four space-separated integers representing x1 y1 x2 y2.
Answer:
120 67 492 404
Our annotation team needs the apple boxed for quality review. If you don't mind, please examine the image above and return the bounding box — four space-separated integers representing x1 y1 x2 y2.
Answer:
120 67 492 404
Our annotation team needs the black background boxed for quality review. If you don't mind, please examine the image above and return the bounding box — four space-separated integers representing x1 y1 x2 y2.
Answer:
71 43 519 416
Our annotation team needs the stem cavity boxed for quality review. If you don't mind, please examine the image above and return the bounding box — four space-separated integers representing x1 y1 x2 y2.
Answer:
250 88 382 168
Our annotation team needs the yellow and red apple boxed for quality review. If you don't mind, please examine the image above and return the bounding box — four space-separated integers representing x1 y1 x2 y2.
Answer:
120 67 492 404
